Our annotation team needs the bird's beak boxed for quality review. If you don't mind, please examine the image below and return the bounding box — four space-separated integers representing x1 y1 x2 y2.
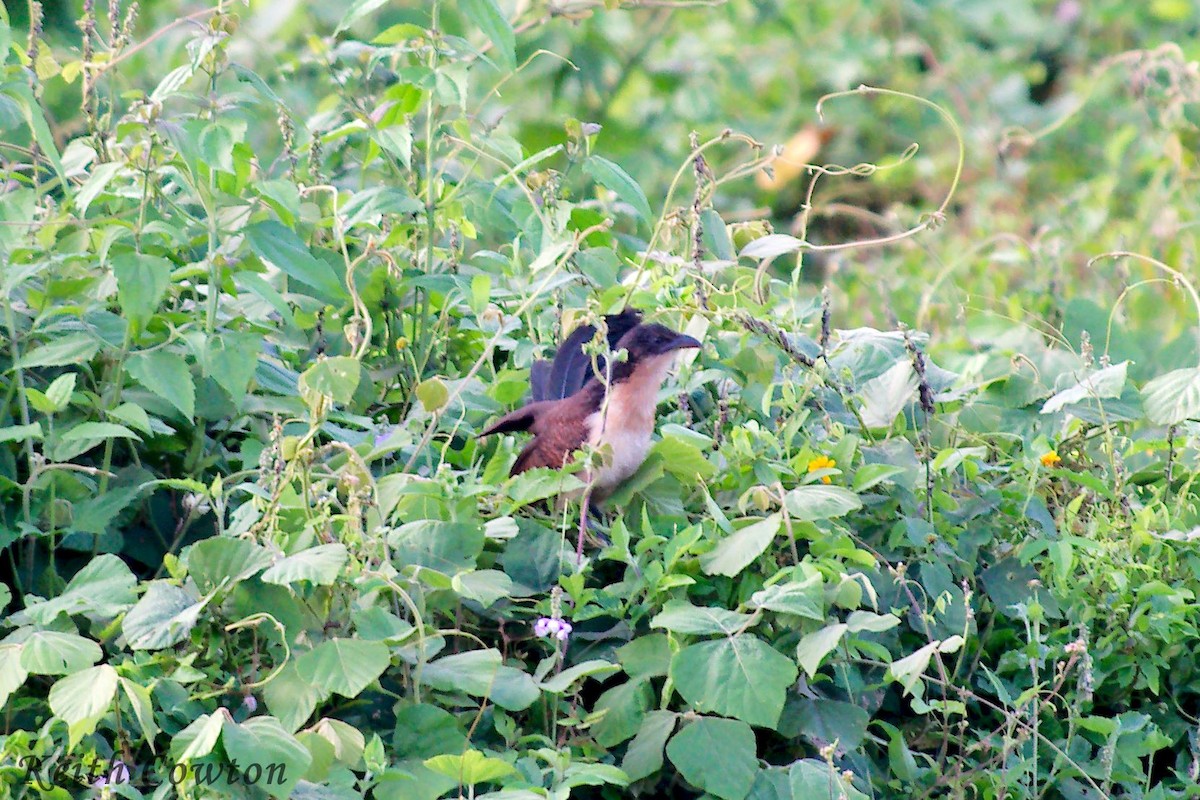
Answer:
666 333 702 352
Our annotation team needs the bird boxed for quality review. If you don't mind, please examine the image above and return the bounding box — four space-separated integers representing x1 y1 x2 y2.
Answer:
480 310 701 504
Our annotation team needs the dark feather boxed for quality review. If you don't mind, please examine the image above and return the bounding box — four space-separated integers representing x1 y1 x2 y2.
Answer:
542 308 642 401
529 360 553 403
510 391 595 475
478 402 548 438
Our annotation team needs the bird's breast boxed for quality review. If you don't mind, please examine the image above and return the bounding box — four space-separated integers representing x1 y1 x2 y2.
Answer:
584 387 656 492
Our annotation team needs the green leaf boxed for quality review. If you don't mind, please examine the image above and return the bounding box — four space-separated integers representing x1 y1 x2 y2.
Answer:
111 253 171 332
246 220 346 302
887 641 939 696
264 661 325 733
1042 361 1129 415
122 581 206 650
335 0 389 34
670 636 798 728
539 659 620 693
126 350 196 420
0 423 42 444
0 645 28 708
45 372 77 410
749 574 824 621
20 630 102 675
593 680 652 747
299 356 361 407
1141 367 1200 425
393 704 469 759
15 553 136 625
585 155 653 224
419 648 539 711
460 0 515 70
172 711 225 762
48 664 118 743
424 749 516 786
119 676 160 749
857 360 918 428
15 333 100 369
667 717 757 800
651 600 756 635
60 421 141 443
222 716 313 798
205 333 260 407
700 514 780 577
188 536 273 592
782 758 868 800
451 569 513 608
389 520 484 574
262 544 349 586
782 485 862 522
621 711 678 782
795 623 847 678
296 639 390 699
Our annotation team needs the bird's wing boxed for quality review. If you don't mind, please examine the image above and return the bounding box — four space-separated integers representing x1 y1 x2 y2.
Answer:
478 400 553 438
543 308 643 400
529 359 552 402
510 405 591 475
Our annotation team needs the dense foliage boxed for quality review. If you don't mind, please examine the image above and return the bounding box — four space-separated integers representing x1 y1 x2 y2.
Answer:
6 1 1200 798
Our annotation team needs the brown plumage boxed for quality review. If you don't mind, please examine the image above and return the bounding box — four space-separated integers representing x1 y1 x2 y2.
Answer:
480 315 700 499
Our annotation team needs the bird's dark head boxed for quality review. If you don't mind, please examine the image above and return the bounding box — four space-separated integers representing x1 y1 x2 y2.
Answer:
616 323 702 360
601 322 700 386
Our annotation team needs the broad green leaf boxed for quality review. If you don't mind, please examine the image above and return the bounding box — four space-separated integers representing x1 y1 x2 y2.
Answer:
335 0 389 34
749 574 824 621
593 680 653 747
126 350 195 420
670 636 798 728
1042 361 1129 415
539 659 620 694
424 749 515 786
111 253 171 332
785 758 868 800
246 220 346 302
783 485 862 522
846 611 900 633
739 233 804 260
45 372 77 410
20 630 101 675
858 360 919 428
15 333 100 369
262 544 349 586
394 704 469 760
299 356 361 406
310 717 366 765
451 569 513 608
122 581 206 650
205 333 260 406
172 711 225 762
419 648 539 711
0 423 42 444
666 717 757 800
651 600 756 635
700 514 780 577
188 537 273 592
60 421 140 442
887 641 939 696
1141 367 1200 425
264 661 325 733
621 711 678 782
296 639 390 698
16 553 136 625
585 155 653 224
49 664 118 745
222 716 312 798
389 520 484 574
796 623 847 678
119 676 160 750
460 0 515 70
0 645 28 708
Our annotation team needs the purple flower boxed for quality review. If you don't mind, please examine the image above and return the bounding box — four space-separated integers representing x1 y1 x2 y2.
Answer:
92 761 130 788
243 694 258 713
534 616 572 642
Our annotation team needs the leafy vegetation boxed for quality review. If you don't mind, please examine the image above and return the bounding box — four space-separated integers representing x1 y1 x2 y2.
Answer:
5 0 1200 798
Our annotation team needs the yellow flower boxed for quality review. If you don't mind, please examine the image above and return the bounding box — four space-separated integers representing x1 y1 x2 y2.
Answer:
1040 450 1062 468
395 336 409 351
807 455 837 484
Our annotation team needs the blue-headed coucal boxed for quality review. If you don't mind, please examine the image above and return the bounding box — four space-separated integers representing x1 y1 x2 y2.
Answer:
480 309 701 502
